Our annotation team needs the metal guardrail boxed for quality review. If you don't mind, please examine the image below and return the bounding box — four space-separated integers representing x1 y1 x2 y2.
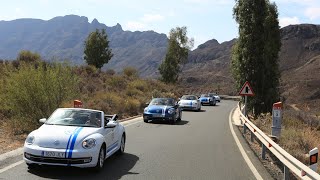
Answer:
237 103 320 180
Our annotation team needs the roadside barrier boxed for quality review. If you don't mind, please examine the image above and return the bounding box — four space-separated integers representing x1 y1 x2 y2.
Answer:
238 102 320 180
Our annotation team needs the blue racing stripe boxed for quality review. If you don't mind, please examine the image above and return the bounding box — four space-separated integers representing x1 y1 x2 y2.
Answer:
107 141 119 153
67 127 83 159
65 127 79 158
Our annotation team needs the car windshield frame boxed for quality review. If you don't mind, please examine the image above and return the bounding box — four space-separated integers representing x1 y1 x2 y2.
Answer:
181 95 197 100
200 94 209 97
149 98 176 106
45 108 102 128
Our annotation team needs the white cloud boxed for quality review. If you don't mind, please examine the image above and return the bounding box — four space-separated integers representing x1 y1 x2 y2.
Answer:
141 14 164 23
279 17 300 27
125 21 148 31
305 7 320 20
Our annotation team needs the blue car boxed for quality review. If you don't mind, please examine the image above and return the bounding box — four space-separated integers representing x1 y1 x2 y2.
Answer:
199 94 216 106
143 98 182 124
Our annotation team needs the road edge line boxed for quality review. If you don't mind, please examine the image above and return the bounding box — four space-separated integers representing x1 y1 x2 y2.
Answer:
229 106 263 180
0 160 24 174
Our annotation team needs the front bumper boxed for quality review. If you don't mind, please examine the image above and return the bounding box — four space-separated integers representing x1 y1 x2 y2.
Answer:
24 144 99 168
179 105 198 110
143 113 175 121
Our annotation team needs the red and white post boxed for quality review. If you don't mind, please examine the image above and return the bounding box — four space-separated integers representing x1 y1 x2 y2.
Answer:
309 147 318 172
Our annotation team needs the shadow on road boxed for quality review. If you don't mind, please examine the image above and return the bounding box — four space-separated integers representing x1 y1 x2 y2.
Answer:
27 153 139 180
148 120 189 126
182 109 206 112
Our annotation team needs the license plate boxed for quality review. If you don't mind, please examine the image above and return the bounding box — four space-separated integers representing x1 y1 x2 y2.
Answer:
153 114 163 118
43 151 65 158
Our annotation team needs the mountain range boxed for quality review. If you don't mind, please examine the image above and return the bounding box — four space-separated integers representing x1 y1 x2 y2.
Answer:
0 15 319 110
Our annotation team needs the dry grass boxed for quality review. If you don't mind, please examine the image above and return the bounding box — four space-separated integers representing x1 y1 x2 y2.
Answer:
252 109 320 173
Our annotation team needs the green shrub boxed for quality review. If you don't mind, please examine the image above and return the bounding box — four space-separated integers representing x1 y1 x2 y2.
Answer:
124 98 141 115
1 63 79 128
122 67 138 78
107 76 128 89
129 80 148 92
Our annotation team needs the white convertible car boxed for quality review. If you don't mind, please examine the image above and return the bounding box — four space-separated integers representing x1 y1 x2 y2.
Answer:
178 95 201 111
24 108 126 171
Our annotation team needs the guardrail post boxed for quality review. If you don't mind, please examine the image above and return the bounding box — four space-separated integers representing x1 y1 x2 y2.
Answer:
250 131 254 142
284 165 289 180
243 124 247 134
261 144 266 160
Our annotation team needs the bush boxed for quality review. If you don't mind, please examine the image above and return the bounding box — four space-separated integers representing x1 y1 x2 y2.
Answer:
122 67 138 78
1 63 79 129
129 80 148 92
124 98 141 115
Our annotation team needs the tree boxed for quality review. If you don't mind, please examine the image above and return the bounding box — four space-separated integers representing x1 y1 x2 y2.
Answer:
232 0 281 115
84 29 113 69
17 50 41 63
159 27 194 84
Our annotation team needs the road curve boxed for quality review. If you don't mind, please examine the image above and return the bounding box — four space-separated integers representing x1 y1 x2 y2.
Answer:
0 100 256 180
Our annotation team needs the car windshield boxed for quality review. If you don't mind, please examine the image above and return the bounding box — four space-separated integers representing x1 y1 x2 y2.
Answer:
201 94 209 97
45 109 102 128
150 98 175 106
208 93 217 96
181 95 197 100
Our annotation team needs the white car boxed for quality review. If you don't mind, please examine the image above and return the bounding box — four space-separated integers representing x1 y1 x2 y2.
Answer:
24 108 126 171
178 95 201 111
208 93 221 102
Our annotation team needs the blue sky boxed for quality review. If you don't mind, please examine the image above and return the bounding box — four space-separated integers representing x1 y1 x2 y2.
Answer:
0 0 320 48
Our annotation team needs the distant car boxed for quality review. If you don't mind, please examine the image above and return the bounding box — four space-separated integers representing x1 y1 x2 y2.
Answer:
208 93 221 102
24 108 126 171
199 94 216 106
143 98 182 124
178 95 201 111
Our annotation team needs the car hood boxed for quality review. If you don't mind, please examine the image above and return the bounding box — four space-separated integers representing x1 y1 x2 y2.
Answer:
33 124 100 149
146 105 174 113
199 97 210 100
179 100 198 104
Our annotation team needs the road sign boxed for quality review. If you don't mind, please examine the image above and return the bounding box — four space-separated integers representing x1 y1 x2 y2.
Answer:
239 81 254 96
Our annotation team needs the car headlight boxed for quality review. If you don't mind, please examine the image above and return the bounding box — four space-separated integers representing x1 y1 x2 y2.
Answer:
168 109 175 114
26 135 35 145
144 108 149 113
82 138 96 149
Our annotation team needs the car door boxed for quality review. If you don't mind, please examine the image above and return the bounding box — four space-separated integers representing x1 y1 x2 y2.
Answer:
103 115 114 156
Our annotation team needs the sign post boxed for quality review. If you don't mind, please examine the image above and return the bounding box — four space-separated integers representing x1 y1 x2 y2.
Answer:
239 81 255 117
271 102 282 138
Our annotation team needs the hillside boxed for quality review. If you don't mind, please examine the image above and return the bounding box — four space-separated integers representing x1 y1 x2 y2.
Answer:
0 15 167 76
180 24 320 115
0 16 319 108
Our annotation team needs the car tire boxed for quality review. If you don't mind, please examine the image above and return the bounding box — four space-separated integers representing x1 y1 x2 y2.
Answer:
144 119 148 123
93 145 105 172
116 134 125 155
27 163 39 170
170 117 176 125
177 112 182 122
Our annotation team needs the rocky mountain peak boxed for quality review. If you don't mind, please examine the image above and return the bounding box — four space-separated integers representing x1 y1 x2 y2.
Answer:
281 24 320 39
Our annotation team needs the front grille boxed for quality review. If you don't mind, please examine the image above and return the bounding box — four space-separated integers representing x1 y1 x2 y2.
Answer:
25 153 92 164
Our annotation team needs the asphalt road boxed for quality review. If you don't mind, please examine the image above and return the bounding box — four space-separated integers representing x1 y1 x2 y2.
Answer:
0 100 257 180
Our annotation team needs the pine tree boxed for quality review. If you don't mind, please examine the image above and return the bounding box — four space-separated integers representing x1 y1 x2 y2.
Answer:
159 27 193 84
232 0 281 115
84 29 113 69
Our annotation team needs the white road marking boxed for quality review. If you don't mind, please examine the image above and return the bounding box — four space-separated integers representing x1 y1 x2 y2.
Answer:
229 107 263 180
0 160 24 174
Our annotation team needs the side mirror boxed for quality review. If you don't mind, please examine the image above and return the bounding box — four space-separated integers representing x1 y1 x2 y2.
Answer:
39 118 47 124
105 121 117 128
